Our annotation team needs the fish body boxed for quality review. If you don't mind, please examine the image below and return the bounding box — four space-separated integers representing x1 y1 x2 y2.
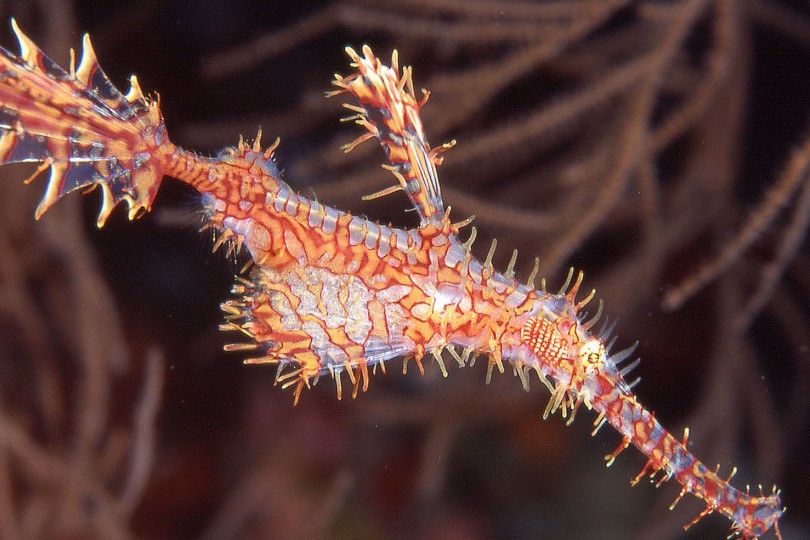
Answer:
0 22 782 539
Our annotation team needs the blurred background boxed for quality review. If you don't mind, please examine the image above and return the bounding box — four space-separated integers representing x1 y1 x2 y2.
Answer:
0 0 808 538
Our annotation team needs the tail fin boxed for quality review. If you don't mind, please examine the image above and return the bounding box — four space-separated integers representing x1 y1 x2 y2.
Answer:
0 19 169 226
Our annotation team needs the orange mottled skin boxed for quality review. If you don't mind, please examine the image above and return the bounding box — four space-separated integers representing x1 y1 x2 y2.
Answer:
186 144 542 400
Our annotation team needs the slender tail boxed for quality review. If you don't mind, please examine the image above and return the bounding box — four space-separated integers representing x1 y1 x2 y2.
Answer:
593 388 783 539
0 19 172 226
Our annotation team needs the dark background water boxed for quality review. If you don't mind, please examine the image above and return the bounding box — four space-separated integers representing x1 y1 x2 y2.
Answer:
0 1 807 538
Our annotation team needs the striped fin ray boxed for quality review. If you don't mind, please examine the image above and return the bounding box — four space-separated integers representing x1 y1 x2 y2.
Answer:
0 19 169 226
331 45 454 225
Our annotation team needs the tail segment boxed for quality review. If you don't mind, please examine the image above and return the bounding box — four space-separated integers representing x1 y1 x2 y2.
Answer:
0 19 170 226
525 277 783 538
593 390 783 539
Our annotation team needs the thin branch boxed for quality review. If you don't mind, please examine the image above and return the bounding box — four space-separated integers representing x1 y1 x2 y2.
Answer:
118 348 164 518
664 127 810 310
735 173 810 330
747 0 810 49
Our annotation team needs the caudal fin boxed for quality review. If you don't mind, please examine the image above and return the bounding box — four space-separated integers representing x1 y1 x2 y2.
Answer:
0 19 169 226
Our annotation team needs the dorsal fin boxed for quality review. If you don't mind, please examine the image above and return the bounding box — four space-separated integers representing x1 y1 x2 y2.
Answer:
331 45 454 226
